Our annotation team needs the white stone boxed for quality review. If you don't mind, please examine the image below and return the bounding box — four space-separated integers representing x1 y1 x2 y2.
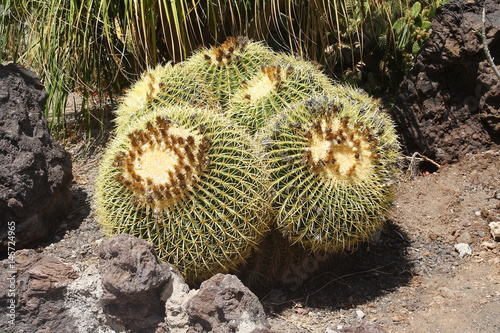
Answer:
65 262 122 333
162 267 192 332
489 222 500 241
356 309 365 319
454 243 472 258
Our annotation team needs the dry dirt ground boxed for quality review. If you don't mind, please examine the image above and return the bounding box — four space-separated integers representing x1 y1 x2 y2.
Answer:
40 142 499 333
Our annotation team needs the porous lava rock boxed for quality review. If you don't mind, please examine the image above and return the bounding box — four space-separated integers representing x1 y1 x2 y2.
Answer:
0 249 79 332
99 234 174 332
393 0 500 164
0 63 73 251
186 273 271 333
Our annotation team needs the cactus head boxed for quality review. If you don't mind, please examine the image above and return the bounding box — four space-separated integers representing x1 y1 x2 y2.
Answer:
228 56 334 133
114 63 218 131
113 116 210 212
184 36 275 106
261 91 400 253
302 105 378 182
95 106 271 283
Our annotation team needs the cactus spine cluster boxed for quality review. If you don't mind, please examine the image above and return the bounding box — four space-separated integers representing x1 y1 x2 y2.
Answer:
95 37 400 284
183 36 275 106
113 64 218 131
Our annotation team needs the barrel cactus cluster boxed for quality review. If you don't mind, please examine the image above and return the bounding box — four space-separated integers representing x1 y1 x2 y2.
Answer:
95 36 400 284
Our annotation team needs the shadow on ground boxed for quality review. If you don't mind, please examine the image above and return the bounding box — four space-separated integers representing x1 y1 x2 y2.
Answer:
251 219 414 313
37 185 91 250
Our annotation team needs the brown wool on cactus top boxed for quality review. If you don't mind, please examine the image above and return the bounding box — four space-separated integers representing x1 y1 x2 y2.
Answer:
113 116 210 211
205 36 248 66
261 64 282 82
301 112 379 181
243 64 291 103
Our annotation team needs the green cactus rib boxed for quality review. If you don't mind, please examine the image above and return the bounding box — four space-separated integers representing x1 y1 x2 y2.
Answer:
183 36 275 107
95 106 271 283
227 55 335 133
113 63 219 132
259 90 400 253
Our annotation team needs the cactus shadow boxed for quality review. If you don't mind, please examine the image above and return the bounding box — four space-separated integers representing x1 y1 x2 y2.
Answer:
252 219 414 313
35 185 91 250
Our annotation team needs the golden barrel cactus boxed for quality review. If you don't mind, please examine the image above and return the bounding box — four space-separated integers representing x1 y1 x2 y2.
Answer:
259 90 400 253
113 63 218 132
183 36 275 106
227 55 335 133
95 37 401 285
95 106 270 283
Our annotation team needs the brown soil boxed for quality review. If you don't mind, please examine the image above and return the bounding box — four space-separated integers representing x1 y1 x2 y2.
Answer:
39 142 499 332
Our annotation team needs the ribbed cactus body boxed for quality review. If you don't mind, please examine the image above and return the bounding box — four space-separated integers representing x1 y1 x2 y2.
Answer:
228 55 335 133
183 36 275 106
95 106 270 283
260 90 400 253
114 63 218 132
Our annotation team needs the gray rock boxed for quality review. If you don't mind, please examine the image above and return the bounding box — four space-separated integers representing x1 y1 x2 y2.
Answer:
99 234 174 332
0 233 274 332
456 231 472 244
0 63 73 252
186 273 271 333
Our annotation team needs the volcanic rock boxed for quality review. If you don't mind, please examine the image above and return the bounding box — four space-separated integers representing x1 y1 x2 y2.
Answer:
0 249 79 332
393 0 500 164
99 234 174 332
186 273 271 333
0 63 73 251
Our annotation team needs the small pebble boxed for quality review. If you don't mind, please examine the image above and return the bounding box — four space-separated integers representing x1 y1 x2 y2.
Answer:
295 308 308 315
489 222 500 241
489 257 500 264
456 231 471 244
356 310 365 319
454 243 472 258
437 286 459 298
481 241 496 250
